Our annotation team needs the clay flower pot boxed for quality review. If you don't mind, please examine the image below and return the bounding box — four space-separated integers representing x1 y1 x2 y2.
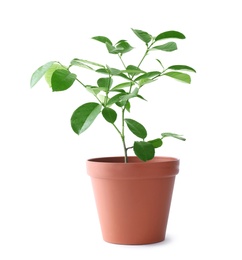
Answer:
86 156 179 245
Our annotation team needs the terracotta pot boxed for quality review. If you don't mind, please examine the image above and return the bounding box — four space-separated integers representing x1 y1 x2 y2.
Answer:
86 156 179 245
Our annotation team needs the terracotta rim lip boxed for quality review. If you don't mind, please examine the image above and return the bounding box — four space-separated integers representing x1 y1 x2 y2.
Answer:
86 156 179 179
87 156 179 164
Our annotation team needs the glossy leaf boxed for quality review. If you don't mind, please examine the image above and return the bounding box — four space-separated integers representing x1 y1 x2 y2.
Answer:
151 42 177 52
71 102 102 134
106 42 123 54
135 71 161 81
108 67 122 75
137 94 147 101
111 82 133 91
102 107 117 123
124 101 131 112
98 94 106 104
115 100 131 112
45 63 64 87
167 65 196 73
163 71 191 84
120 87 139 102
117 73 131 80
107 93 124 106
72 58 104 68
123 65 145 76
86 85 101 95
96 68 129 79
139 78 156 87
30 61 55 87
131 28 152 43
51 69 77 91
148 138 163 148
156 59 164 69
133 141 155 161
155 31 185 41
124 118 147 139
161 132 186 141
116 40 134 54
70 59 94 70
96 68 109 74
97 77 113 91
92 36 112 45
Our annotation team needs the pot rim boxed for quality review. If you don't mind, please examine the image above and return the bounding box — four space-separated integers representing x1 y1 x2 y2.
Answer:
86 156 180 180
87 156 179 164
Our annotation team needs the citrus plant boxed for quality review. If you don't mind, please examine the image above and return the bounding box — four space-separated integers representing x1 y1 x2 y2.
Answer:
31 28 196 163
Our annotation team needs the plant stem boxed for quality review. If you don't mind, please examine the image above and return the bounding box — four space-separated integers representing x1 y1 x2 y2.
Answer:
75 78 87 88
137 49 149 68
119 54 127 70
121 107 128 163
117 43 153 162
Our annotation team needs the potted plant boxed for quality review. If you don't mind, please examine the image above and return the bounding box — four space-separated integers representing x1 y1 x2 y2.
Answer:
31 28 195 245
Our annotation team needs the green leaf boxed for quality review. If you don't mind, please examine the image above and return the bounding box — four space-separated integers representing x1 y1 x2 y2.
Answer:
135 71 161 81
97 77 113 91
137 94 147 101
108 67 122 75
102 107 117 123
106 93 124 106
111 82 133 91
70 59 94 70
139 78 156 87
30 61 55 87
96 68 109 74
155 30 185 41
161 132 186 141
131 28 152 43
106 42 123 54
115 40 134 54
151 42 177 52
45 63 64 87
133 141 155 161
122 65 145 76
72 59 104 68
167 65 196 73
117 73 131 80
96 67 130 80
51 69 77 91
92 36 112 45
120 87 139 102
71 102 102 135
125 101 131 112
148 138 163 148
124 118 147 139
97 94 106 104
116 100 131 111
86 85 101 95
156 59 164 69
163 71 191 84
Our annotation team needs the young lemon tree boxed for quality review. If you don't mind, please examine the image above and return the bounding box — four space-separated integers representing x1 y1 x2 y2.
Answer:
31 28 196 163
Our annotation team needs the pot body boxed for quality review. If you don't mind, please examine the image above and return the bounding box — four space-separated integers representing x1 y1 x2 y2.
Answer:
86 156 179 245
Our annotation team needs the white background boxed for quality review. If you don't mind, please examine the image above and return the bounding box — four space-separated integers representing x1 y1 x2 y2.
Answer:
1 0 242 259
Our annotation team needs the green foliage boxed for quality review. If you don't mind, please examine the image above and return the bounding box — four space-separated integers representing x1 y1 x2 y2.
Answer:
71 103 102 134
102 107 117 123
161 132 186 141
133 141 155 162
124 119 147 139
31 28 196 162
51 69 77 91
148 138 163 148
163 71 191 84
151 42 177 52
30 61 55 87
132 29 152 43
